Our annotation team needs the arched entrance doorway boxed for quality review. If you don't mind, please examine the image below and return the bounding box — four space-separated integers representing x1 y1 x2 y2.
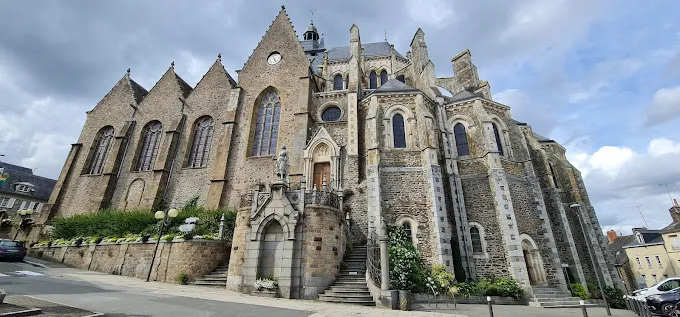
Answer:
258 220 285 279
521 235 548 285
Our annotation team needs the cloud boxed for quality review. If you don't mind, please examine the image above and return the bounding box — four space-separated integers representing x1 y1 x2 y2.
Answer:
406 0 454 27
567 137 680 234
494 88 557 135
644 85 680 126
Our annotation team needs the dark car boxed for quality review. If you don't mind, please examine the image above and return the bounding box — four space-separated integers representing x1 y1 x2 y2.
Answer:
647 287 680 316
0 239 27 261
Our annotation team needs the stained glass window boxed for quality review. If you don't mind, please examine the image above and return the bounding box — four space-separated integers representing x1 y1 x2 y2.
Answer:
454 123 470 155
470 227 483 253
137 121 162 171
493 123 504 156
369 71 377 89
393 114 406 148
322 107 341 122
380 70 388 86
333 74 343 90
188 117 214 168
252 91 281 156
88 126 114 174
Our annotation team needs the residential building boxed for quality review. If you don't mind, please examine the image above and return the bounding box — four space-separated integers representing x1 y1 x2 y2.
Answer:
0 161 56 220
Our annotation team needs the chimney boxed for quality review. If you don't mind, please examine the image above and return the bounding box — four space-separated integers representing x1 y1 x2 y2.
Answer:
606 230 618 244
670 199 680 222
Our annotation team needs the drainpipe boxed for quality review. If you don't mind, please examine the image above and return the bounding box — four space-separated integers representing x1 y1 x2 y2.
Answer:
160 97 187 205
663 244 678 276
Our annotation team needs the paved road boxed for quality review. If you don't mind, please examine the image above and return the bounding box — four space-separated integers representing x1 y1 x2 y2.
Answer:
0 259 312 317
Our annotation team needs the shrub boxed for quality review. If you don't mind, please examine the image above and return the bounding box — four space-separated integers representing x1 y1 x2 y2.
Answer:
604 286 626 309
452 278 525 299
427 264 456 294
587 280 602 299
387 225 426 292
569 283 589 300
175 272 189 285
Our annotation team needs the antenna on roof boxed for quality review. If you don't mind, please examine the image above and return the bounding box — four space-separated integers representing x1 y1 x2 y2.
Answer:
632 205 649 228
384 28 387 42
311 10 314 24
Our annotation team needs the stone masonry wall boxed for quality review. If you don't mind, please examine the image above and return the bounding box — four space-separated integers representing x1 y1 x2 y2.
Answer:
31 240 229 283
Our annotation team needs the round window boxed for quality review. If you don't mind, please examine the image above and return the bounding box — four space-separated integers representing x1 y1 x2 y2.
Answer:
321 106 341 122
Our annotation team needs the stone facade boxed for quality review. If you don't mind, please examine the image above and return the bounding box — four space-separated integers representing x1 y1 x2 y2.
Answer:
30 240 229 283
43 6 618 298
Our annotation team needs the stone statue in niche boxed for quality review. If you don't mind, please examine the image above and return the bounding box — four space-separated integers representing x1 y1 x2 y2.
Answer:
276 145 289 181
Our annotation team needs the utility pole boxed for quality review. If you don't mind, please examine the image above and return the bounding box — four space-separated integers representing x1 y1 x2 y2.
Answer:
632 205 649 228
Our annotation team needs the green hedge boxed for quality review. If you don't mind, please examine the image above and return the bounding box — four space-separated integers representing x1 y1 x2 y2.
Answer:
51 206 235 241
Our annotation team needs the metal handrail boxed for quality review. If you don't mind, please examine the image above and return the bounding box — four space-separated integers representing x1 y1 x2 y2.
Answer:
367 230 381 287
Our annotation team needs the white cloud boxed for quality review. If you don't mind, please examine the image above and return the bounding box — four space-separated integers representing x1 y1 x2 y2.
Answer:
494 88 557 135
644 85 680 126
568 58 644 103
406 0 454 27
567 137 680 233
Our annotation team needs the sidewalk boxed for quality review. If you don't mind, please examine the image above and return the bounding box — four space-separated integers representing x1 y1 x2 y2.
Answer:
33 257 463 317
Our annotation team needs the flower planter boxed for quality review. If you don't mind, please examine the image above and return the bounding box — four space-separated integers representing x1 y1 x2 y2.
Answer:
252 289 278 298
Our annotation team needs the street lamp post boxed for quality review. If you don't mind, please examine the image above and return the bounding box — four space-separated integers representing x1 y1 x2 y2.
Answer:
146 208 179 282
570 203 611 316
13 209 34 240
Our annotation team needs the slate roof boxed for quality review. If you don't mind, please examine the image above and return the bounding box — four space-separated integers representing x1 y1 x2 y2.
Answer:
174 73 193 99
327 42 406 61
0 161 56 201
623 230 664 248
662 218 680 233
129 78 148 104
371 79 420 94
533 132 554 143
609 235 635 265
447 89 480 103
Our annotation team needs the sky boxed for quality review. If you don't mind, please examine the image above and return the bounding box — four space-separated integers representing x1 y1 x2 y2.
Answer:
1 0 679 235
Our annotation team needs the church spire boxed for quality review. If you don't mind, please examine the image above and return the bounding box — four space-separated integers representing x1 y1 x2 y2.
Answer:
303 20 319 41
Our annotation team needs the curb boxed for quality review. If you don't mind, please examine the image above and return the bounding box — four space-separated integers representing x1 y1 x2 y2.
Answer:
0 308 42 317
21 295 100 316
82 313 105 317
20 260 48 269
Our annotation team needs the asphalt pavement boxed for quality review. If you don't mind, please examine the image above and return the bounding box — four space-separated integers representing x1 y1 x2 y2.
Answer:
0 259 312 317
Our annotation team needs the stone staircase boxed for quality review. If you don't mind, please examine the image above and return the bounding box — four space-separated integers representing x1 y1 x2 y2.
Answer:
530 286 591 308
190 264 229 287
319 245 375 306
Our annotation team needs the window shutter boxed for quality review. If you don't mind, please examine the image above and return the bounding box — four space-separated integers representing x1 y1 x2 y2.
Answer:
27 202 35 210
7 198 15 208
19 201 26 210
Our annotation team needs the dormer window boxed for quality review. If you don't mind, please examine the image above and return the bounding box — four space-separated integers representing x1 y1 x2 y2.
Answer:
15 183 34 194
636 232 644 243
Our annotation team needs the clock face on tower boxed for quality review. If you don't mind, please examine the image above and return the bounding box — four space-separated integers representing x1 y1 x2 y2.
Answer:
267 52 281 65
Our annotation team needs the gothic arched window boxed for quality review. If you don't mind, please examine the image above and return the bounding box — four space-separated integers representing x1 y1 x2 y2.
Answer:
492 122 504 156
88 126 114 174
380 70 388 86
403 222 413 244
137 121 163 171
333 74 343 90
392 113 406 148
252 90 281 156
369 71 377 89
470 226 483 253
345 75 349 90
454 123 470 156
188 116 214 168
549 162 559 189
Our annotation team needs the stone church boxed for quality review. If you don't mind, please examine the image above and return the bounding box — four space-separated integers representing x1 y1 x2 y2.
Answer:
42 6 619 300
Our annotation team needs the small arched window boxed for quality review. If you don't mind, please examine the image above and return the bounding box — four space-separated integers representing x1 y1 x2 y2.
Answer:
333 74 343 90
188 117 214 168
88 126 115 174
137 121 163 171
403 222 413 244
454 123 470 156
380 70 388 86
397 75 405 83
369 71 377 89
392 113 406 148
492 123 504 156
470 226 483 253
252 90 281 156
344 75 349 90
549 162 559 189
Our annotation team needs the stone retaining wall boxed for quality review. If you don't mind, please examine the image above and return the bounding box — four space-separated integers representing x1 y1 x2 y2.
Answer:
30 240 229 284
413 293 528 305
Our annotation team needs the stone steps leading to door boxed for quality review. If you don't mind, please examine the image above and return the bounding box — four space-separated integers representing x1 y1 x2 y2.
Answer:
319 245 374 306
190 264 229 288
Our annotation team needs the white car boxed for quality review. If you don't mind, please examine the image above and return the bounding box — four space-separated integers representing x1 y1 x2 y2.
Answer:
633 277 680 300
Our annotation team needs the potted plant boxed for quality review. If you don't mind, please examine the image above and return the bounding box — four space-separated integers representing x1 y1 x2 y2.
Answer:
252 278 278 298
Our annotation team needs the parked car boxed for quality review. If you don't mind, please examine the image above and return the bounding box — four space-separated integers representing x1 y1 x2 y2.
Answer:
647 287 680 316
634 277 680 300
0 239 27 261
